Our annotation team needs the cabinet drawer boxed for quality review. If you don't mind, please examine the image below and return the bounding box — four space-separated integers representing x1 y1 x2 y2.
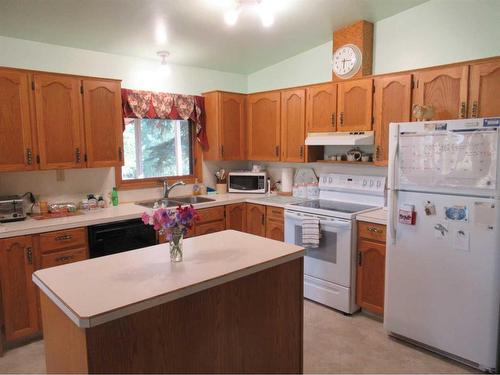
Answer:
194 220 225 236
38 227 87 253
197 206 225 224
40 247 87 269
266 206 284 223
358 222 386 243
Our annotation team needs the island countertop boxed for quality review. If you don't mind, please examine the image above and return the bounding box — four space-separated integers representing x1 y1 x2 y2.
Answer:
33 230 305 328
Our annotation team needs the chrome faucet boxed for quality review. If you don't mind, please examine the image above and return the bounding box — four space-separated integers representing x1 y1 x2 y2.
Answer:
162 180 186 198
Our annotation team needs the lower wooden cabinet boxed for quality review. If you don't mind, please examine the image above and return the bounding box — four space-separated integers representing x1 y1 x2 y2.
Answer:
0 235 39 342
39 247 87 269
246 204 266 237
194 206 226 236
265 206 284 241
225 203 247 232
356 221 386 315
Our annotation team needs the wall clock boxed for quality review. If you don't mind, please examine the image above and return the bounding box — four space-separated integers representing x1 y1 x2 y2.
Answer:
332 44 362 79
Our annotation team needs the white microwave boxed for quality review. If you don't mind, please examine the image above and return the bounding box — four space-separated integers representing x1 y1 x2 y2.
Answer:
228 172 267 194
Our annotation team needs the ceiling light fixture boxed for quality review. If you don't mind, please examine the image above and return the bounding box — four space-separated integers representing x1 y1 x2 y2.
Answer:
223 0 276 28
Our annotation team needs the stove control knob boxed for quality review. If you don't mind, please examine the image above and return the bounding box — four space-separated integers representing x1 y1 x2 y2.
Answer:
363 179 367 186
369 180 374 187
328 177 333 184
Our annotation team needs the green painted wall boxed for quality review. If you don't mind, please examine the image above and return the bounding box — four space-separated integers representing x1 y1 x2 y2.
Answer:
248 0 500 92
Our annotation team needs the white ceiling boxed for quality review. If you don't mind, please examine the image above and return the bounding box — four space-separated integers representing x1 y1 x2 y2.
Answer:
0 0 427 74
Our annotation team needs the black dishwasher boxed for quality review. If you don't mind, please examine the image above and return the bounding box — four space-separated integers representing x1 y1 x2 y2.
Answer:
88 218 157 258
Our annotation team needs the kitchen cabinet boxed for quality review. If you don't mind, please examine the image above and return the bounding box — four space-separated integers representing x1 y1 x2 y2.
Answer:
469 60 500 118
247 92 281 161
306 83 337 132
356 221 386 315
82 79 124 167
265 206 284 242
194 206 225 236
246 203 266 237
0 69 36 172
0 235 39 341
373 74 412 166
33 73 85 170
36 227 89 269
203 91 246 160
337 78 373 131
413 65 469 120
225 203 247 232
281 89 306 162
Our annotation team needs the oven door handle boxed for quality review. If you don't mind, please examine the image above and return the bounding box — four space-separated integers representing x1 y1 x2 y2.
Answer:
285 211 351 229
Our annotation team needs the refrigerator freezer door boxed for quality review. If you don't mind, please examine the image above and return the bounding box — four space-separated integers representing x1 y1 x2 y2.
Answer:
385 191 500 371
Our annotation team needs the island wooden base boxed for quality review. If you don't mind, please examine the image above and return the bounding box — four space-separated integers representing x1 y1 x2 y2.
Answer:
40 258 304 374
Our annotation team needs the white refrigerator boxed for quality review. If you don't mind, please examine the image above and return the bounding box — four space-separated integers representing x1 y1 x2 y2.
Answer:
385 118 500 372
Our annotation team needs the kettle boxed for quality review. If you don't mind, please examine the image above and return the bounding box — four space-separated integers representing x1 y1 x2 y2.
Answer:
346 148 362 162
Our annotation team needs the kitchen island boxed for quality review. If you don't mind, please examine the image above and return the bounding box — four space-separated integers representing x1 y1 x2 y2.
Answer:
33 230 305 374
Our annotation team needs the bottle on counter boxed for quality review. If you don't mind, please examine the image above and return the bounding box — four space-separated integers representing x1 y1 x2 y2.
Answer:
87 194 98 210
97 195 106 208
111 187 119 206
192 178 201 196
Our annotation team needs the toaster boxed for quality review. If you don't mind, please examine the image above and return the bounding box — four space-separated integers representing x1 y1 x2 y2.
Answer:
0 195 26 223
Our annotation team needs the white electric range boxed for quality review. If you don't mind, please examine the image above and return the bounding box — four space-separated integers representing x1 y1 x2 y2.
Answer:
284 173 386 314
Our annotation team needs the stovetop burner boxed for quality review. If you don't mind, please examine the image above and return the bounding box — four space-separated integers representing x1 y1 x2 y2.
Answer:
290 199 377 214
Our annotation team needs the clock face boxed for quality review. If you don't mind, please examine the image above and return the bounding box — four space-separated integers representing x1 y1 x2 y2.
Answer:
332 44 362 79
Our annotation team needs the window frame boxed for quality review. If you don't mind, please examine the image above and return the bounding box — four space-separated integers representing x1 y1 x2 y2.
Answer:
116 119 203 190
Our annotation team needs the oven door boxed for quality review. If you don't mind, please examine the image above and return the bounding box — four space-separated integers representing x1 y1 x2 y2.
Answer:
285 210 353 287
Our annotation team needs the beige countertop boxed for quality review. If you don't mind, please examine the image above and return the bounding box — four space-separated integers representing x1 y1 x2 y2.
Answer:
32 230 305 328
0 193 302 239
356 207 388 225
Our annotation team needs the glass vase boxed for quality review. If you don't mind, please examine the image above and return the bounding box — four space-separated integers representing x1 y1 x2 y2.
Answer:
169 230 184 262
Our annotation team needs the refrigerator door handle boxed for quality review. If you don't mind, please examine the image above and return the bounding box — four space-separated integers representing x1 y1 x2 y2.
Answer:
388 123 399 190
388 189 398 244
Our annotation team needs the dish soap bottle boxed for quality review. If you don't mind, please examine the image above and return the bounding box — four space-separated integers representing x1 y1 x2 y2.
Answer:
111 187 119 206
192 178 201 196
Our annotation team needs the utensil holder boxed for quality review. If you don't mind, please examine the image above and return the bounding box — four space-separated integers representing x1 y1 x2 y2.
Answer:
216 183 227 194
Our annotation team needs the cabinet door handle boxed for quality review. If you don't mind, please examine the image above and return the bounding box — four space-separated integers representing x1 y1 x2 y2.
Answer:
367 227 383 233
221 145 224 157
340 112 344 125
26 148 33 165
55 235 73 241
75 148 81 163
275 145 279 157
471 101 479 118
460 102 467 119
375 145 380 160
118 146 122 161
299 146 304 158
332 113 336 127
26 247 33 265
357 252 362 266
261 214 265 225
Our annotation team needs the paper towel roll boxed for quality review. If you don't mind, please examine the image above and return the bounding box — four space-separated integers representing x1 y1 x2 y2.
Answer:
281 168 294 193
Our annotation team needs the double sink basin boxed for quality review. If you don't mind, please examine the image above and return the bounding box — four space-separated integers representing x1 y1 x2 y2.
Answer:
135 196 215 209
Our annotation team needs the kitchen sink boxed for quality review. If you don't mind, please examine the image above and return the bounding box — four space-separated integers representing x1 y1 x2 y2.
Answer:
171 196 215 204
135 199 182 208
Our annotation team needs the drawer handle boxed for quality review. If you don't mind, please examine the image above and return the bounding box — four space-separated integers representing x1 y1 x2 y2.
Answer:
26 247 33 265
55 255 74 262
55 235 73 241
367 227 383 233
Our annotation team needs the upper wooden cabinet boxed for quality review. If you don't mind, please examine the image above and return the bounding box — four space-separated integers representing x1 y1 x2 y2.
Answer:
203 91 246 161
337 78 373 131
469 61 500 118
33 73 85 170
413 65 469 120
82 80 124 167
0 69 36 172
373 74 412 166
306 83 337 132
281 89 306 162
247 92 281 161
0 235 39 342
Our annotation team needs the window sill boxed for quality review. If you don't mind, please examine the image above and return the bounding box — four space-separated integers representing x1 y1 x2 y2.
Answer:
116 174 197 190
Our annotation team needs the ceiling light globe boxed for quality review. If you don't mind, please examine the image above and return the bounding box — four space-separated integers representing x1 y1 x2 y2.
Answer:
224 9 239 26
260 12 274 27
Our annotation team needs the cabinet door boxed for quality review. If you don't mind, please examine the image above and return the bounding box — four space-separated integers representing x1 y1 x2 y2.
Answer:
356 239 385 314
337 79 373 131
33 74 84 169
221 93 246 160
414 65 469 120
469 60 500 118
266 220 284 242
203 91 221 160
306 83 337 132
247 92 281 161
0 69 36 172
373 74 412 166
281 89 306 162
82 80 123 167
225 203 247 232
246 204 266 237
0 236 39 341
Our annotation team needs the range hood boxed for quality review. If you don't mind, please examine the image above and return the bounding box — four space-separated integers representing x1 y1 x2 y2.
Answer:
305 131 374 146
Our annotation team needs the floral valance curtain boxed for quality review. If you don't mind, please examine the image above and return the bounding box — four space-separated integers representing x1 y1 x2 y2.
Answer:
121 89 208 149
